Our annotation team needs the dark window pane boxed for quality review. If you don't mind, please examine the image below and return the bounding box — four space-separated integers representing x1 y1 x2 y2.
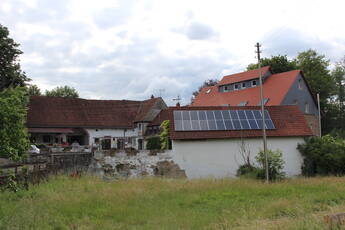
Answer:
232 120 241 129
191 120 200 130
240 119 250 129
224 120 233 130
208 120 217 130
253 110 262 119
175 120 183 131
183 120 192 130
206 111 215 120
174 111 182 120
230 110 239 119
245 110 254 119
190 111 198 120
222 110 230 119
238 110 246 119
182 111 190 120
216 120 225 130
200 120 208 130
198 111 207 120
265 120 275 129
248 119 259 129
214 110 223 119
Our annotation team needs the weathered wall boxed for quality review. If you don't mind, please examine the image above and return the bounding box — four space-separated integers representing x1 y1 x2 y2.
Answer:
171 137 305 179
86 128 139 148
304 114 320 136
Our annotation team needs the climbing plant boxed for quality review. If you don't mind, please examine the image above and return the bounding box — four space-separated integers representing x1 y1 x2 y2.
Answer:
159 120 170 150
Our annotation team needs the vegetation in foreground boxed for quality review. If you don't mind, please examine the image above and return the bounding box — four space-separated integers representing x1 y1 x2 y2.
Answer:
1 176 345 229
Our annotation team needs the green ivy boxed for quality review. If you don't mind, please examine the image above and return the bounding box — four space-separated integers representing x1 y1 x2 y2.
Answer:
159 120 170 150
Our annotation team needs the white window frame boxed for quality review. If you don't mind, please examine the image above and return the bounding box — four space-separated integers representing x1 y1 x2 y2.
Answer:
252 80 257 87
234 84 239 90
305 102 309 113
298 79 303 90
242 82 246 88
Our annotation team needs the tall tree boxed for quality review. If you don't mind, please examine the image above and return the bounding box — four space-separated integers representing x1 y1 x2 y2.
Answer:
192 79 218 99
247 55 297 74
45 85 79 98
0 87 29 161
27 84 42 96
295 49 335 103
0 24 30 91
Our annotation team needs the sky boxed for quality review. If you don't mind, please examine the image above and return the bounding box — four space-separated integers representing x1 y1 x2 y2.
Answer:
1 0 345 105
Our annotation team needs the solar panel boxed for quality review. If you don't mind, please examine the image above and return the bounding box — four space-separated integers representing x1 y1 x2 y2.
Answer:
173 110 275 131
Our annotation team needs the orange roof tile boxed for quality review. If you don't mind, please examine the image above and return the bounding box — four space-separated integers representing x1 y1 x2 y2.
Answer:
192 70 301 107
218 66 271 86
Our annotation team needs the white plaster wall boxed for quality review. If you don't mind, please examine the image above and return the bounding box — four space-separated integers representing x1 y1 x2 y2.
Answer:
171 137 305 179
86 128 139 148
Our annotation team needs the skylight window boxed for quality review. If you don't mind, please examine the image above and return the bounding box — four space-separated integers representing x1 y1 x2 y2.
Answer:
206 89 211 94
258 98 269 106
238 101 248 106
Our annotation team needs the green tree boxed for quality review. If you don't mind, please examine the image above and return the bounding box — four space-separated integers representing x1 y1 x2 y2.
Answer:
26 84 42 96
0 87 29 161
0 24 30 91
247 55 297 74
255 149 285 181
45 85 79 98
295 49 335 103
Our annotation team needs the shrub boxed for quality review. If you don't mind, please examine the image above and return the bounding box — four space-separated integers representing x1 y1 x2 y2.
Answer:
236 164 260 179
298 135 345 176
255 149 285 181
146 136 161 150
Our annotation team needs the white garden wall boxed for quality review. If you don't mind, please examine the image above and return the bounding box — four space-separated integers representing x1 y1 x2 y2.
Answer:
171 137 305 179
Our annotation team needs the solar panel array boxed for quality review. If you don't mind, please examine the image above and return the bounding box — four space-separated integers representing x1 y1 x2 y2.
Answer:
173 110 275 131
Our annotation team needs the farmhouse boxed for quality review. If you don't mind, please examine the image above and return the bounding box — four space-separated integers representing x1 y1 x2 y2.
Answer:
191 66 320 135
27 96 167 150
167 105 313 178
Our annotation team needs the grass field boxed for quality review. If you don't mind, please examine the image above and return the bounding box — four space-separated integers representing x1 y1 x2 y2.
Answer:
1 176 345 230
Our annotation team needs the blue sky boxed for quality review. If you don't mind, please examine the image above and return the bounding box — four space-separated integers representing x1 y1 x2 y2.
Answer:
1 0 344 105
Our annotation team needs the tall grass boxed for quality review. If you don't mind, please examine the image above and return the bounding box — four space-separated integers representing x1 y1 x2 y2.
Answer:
1 176 345 229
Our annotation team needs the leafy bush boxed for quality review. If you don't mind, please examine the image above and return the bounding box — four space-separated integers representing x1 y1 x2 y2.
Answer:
159 120 170 150
146 136 161 150
236 164 260 179
298 135 345 176
255 149 285 181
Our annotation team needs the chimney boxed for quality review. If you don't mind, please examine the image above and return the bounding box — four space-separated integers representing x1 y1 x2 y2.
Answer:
176 102 180 107
150 94 154 99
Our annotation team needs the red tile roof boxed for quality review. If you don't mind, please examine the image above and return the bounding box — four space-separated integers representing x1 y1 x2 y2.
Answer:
27 96 164 128
192 70 301 107
168 106 313 140
218 66 271 86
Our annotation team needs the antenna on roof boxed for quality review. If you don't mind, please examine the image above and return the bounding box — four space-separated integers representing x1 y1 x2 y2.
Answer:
158 89 165 98
173 95 182 106
255 42 269 184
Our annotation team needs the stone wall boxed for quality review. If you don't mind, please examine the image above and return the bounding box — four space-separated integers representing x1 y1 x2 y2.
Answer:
88 150 186 179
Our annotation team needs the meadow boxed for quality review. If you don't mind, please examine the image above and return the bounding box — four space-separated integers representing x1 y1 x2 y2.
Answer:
1 176 345 229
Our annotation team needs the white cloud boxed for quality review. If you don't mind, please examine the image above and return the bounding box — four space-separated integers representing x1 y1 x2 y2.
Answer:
0 0 344 105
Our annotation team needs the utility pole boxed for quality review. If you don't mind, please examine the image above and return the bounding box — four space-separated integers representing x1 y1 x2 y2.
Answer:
255 42 269 183
317 93 322 137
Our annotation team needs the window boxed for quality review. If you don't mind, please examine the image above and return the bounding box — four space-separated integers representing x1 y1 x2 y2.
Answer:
298 79 303 90
257 98 269 106
238 101 248 106
252 80 257 86
224 86 228 91
305 102 309 113
206 88 211 94
234 84 239 90
242 82 246 88
94 138 100 144
293 100 298 105
43 135 51 143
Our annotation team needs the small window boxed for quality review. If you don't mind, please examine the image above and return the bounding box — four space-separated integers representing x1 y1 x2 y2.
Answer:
94 138 100 143
238 101 248 106
252 80 257 86
242 82 246 88
258 98 269 106
305 102 309 113
224 86 228 91
298 79 303 90
43 135 51 143
234 84 239 90
206 88 211 94
293 100 298 105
